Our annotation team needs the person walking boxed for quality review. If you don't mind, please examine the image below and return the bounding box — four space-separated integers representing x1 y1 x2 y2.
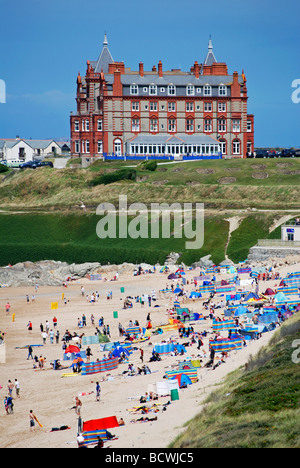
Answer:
27 345 33 360
96 382 101 402
15 379 20 398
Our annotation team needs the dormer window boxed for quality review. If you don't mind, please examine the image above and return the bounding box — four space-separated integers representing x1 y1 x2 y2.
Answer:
204 84 212 96
186 85 195 96
168 84 176 95
149 84 157 95
130 84 138 95
218 84 227 96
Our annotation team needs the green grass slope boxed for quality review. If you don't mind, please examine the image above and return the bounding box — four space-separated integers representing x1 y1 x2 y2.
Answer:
170 314 300 448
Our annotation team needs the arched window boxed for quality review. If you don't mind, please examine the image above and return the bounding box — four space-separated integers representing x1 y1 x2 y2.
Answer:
114 139 122 156
219 139 226 155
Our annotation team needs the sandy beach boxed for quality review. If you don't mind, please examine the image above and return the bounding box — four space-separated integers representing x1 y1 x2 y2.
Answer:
0 261 297 449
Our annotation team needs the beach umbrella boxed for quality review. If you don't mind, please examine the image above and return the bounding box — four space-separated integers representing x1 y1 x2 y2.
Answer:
65 345 80 354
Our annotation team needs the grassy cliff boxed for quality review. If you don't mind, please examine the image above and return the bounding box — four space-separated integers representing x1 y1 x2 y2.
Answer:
170 314 300 448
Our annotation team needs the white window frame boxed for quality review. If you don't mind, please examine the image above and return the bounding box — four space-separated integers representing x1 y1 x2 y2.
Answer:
167 84 176 96
247 120 252 132
233 139 241 154
97 119 102 131
150 118 158 132
131 118 140 132
74 120 79 132
85 119 89 131
219 140 226 155
168 102 176 112
132 101 140 111
186 85 195 96
97 140 103 154
186 119 194 133
218 118 226 133
150 102 158 112
218 84 227 96
75 140 80 153
168 119 176 132
130 84 138 95
204 102 212 112
218 102 226 112
204 119 212 132
186 102 194 112
86 140 90 153
204 84 212 96
149 84 157 95
232 119 241 133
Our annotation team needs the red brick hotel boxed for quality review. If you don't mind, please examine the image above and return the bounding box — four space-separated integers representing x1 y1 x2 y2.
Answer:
70 35 254 159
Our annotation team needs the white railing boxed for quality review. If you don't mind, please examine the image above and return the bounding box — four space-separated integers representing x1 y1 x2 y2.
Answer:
257 239 300 248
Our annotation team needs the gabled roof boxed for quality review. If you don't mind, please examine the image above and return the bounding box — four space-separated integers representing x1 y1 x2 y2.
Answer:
94 33 114 73
204 36 217 66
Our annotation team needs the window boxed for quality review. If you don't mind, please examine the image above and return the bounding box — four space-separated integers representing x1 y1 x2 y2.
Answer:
186 119 194 132
74 120 79 132
218 118 226 133
75 140 80 153
219 139 226 155
132 101 139 111
150 102 157 112
204 102 212 112
150 119 158 132
232 119 241 133
247 141 252 154
160 87 165 93
218 85 227 96
97 140 103 153
86 140 90 153
196 87 201 94
149 84 157 95
168 102 176 112
186 85 195 96
114 139 122 156
247 120 252 132
131 119 140 132
130 84 138 95
233 139 241 154
85 120 89 131
204 119 212 132
168 119 176 132
218 102 226 112
82 120 85 131
97 119 102 131
204 84 212 96
186 102 194 112
168 84 176 95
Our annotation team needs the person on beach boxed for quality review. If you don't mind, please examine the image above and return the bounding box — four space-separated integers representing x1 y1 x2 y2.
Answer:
27 345 33 360
29 410 37 431
75 397 82 416
15 379 20 398
5 302 10 315
96 382 101 401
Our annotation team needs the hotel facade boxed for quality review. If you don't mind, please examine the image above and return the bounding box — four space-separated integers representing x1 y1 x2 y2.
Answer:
70 35 254 159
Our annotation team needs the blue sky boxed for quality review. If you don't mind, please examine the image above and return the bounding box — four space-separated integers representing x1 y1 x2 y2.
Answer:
0 0 299 147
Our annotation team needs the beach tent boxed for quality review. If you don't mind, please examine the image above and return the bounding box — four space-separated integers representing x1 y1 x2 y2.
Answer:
171 373 192 388
275 292 288 303
234 305 249 316
111 346 131 358
168 273 177 280
189 291 202 298
174 287 183 294
245 292 259 302
154 380 179 396
65 345 80 354
264 288 275 296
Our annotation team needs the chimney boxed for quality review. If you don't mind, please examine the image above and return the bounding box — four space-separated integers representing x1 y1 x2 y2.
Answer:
158 60 163 78
231 71 241 98
194 61 200 79
139 62 144 77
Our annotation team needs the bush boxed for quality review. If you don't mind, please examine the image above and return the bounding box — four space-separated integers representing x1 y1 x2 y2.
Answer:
138 160 157 172
0 163 9 173
90 168 136 186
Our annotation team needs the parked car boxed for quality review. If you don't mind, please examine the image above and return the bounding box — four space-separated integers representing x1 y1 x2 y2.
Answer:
254 150 270 158
19 161 39 169
37 161 54 168
280 148 300 158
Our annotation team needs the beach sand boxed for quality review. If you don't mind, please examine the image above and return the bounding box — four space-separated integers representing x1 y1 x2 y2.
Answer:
0 262 297 449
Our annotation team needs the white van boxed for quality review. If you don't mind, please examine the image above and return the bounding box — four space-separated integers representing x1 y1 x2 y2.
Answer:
6 160 24 168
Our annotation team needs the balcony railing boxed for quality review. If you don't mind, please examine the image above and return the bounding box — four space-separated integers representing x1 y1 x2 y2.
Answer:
257 239 300 248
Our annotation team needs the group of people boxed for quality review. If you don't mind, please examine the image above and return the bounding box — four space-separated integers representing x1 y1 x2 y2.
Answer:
4 379 20 415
